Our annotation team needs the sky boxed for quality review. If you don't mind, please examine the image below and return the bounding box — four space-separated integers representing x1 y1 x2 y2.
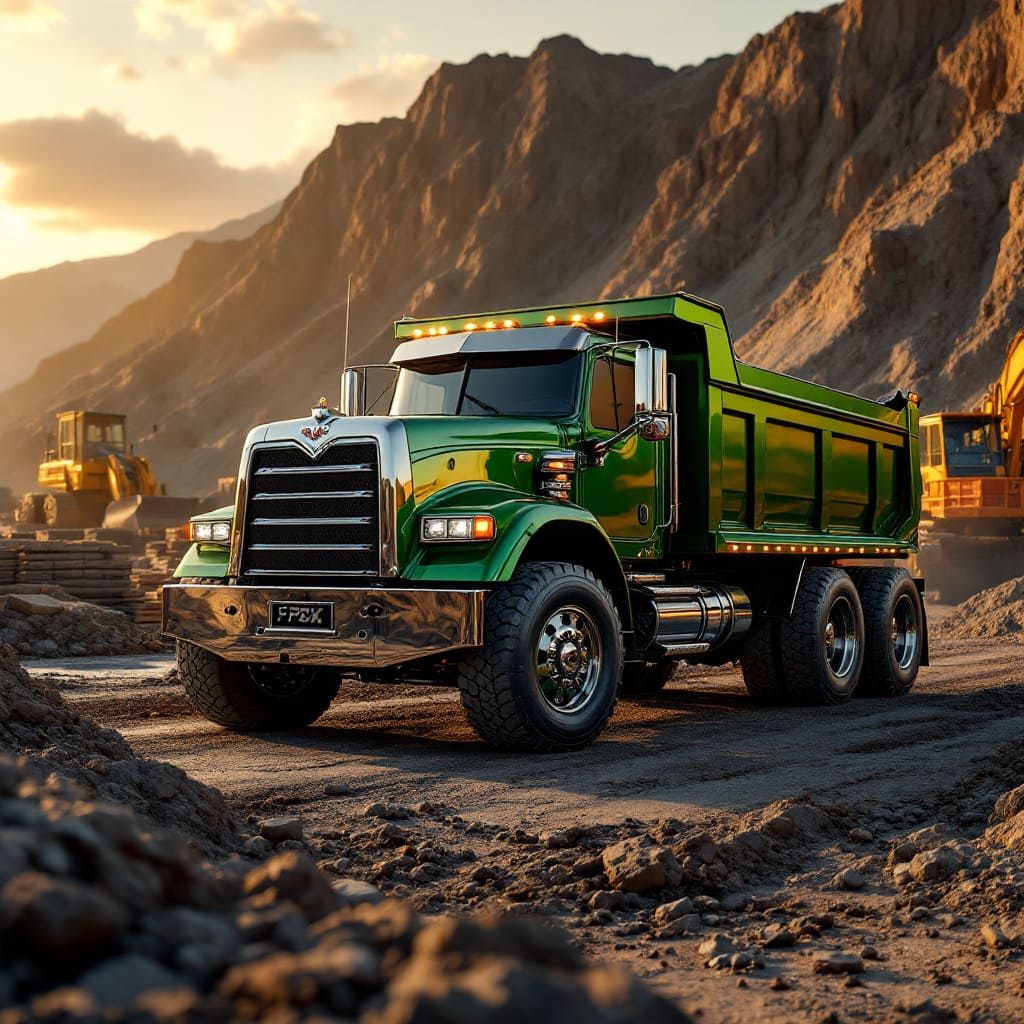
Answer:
0 0 833 278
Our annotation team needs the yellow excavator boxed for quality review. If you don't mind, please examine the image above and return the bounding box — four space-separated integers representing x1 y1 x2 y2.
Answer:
19 410 199 532
917 326 1024 600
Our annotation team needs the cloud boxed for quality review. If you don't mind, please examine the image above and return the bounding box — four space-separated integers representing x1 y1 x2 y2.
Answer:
105 61 146 81
135 0 350 67
328 54 437 123
0 110 294 233
0 0 63 32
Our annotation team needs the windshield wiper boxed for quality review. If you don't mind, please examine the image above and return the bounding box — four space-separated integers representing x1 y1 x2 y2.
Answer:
462 393 502 415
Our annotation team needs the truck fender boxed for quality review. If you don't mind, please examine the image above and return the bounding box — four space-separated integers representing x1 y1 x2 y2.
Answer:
404 486 630 622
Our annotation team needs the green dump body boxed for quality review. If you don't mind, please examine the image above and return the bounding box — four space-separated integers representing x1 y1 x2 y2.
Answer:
393 292 921 568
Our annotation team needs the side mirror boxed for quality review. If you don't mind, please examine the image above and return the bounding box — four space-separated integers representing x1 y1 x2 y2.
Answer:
634 347 669 416
340 369 364 417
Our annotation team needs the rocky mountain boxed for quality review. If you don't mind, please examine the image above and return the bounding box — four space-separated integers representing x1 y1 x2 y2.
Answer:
1 0 1022 495
0 202 280 390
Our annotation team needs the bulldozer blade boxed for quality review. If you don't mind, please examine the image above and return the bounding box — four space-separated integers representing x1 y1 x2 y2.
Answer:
103 495 201 533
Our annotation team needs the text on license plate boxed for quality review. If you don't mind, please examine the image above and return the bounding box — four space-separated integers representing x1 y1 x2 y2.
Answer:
269 601 334 630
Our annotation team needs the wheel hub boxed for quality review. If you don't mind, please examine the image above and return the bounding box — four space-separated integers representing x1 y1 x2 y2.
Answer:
536 606 602 714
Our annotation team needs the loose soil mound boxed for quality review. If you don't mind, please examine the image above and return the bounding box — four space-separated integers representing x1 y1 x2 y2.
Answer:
0 586 163 658
934 577 1024 640
0 752 691 1022
0 643 234 852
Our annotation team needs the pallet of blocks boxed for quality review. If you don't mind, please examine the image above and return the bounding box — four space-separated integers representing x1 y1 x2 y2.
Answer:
16 539 138 614
0 542 18 586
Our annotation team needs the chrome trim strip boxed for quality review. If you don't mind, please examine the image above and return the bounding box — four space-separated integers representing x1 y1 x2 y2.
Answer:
251 516 373 527
248 543 374 552
254 464 373 475
163 584 485 668
246 568 378 577
252 491 374 501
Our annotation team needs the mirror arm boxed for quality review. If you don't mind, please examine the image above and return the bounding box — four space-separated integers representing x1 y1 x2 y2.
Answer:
584 415 650 467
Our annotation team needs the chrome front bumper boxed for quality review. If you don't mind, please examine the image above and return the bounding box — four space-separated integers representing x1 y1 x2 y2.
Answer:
162 584 485 667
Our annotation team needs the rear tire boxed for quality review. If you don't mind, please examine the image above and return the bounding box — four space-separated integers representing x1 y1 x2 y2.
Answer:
18 493 45 525
177 641 340 730
457 562 623 751
621 659 675 695
848 567 922 697
740 614 787 700
43 492 83 529
780 567 864 705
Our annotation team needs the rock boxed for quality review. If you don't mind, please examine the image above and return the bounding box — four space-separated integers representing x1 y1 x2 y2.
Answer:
832 867 866 890
698 934 738 960
980 923 1015 949
243 852 338 920
860 945 879 960
8 594 64 616
602 838 682 893
324 781 354 796
331 878 384 907
589 890 627 912
762 926 796 948
849 828 873 843
0 871 129 958
259 817 303 843
653 897 695 924
78 953 183 1004
769 976 791 990
363 802 413 820
993 784 1024 822
908 847 963 883
811 952 864 975
657 913 701 937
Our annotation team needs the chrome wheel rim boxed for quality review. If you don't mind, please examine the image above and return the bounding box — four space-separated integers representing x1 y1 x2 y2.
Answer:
536 605 602 714
824 596 858 679
891 594 919 670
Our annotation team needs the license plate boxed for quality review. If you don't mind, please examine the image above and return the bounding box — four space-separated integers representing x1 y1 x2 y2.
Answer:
269 601 334 631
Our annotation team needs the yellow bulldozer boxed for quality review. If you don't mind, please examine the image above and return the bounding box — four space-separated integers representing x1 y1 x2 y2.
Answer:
19 410 200 532
917 326 1024 600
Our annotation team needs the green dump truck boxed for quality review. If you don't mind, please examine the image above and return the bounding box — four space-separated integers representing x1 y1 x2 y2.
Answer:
163 292 927 751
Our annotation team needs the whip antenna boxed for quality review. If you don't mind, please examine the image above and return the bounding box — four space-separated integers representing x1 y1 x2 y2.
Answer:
342 272 353 373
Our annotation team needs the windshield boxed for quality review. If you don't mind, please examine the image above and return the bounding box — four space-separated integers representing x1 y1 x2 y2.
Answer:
943 417 1002 471
390 352 581 417
84 420 127 459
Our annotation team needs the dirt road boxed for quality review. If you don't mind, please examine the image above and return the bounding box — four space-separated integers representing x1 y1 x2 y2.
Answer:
25 625 1024 1023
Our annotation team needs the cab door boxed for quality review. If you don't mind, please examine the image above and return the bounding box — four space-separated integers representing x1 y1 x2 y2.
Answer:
576 347 665 555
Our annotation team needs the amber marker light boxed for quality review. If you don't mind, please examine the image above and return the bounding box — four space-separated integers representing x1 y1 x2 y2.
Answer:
502 319 517 328
428 327 438 336
545 315 557 324
464 322 477 330
412 329 423 338
438 326 448 335
473 515 495 540
484 321 497 330
571 313 584 323
593 311 606 321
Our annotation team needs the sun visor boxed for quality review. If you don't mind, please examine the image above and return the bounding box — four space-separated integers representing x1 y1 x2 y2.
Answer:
391 326 589 365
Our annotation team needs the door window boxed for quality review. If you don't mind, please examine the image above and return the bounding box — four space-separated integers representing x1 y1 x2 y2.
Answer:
58 419 74 460
589 354 634 432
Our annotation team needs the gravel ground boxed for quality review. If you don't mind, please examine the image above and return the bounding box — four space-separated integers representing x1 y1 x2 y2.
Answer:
21 609 1024 1023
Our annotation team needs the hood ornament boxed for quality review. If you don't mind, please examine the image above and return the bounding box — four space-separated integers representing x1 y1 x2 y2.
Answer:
303 397 337 442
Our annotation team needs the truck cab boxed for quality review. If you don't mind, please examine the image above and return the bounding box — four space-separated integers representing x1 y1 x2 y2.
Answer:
165 292 926 751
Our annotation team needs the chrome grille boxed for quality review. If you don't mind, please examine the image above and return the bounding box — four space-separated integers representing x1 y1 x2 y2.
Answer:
241 441 380 578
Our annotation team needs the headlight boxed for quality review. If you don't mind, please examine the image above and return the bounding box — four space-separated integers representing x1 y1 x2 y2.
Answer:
420 514 495 543
190 520 232 544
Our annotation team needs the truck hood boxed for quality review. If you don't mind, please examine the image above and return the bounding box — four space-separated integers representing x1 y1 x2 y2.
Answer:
401 416 566 506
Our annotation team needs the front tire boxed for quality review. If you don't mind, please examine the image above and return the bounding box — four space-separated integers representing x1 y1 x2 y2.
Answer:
177 641 340 730
780 567 864 705
457 562 623 751
848 567 922 697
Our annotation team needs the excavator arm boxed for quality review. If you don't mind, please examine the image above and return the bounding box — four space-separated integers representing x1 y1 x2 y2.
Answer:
996 327 1024 478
